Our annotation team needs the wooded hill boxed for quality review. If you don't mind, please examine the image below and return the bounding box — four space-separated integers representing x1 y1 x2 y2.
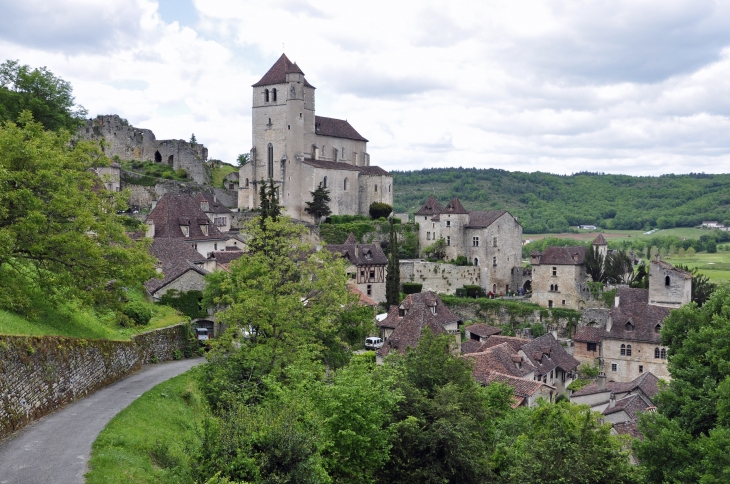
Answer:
392 168 730 234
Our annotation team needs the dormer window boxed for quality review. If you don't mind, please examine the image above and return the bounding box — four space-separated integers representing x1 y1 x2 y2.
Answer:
201 201 209 211
365 252 371 260
181 225 189 237
398 307 406 317
201 224 208 236
626 322 634 332
655 324 662 333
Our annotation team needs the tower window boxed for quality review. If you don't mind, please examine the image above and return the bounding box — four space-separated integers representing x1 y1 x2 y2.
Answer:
267 143 274 178
493 256 497 267
375 185 378 192
493 237 498 247
474 258 479 266
272 88 277 102
344 178 349 191
661 348 667 359
620 344 626 356
323 176 327 188
446 236 450 246
264 89 269 102
665 275 671 286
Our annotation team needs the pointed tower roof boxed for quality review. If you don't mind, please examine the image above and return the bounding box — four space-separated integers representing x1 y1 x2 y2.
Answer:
252 54 315 88
415 196 443 216
444 198 469 214
593 234 608 246
344 232 357 244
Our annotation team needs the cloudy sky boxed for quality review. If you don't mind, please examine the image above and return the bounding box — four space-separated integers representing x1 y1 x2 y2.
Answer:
2 0 730 176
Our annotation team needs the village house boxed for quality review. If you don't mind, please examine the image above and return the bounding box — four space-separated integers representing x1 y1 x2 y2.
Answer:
325 233 388 303
144 238 208 300
195 192 234 233
239 54 393 223
461 323 502 353
223 172 239 190
93 161 121 192
570 372 659 418
414 196 524 295
573 260 692 382
376 292 461 362
530 245 589 309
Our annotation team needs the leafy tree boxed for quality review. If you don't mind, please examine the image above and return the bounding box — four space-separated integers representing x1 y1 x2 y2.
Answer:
236 153 249 166
0 60 87 132
422 237 447 260
687 246 696 258
585 244 607 282
258 178 281 229
386 218 400 307
190 133 197 144
304 183 332 223
0 113 155 312
369 202 392 220
678 247 686 258
605 250 636 285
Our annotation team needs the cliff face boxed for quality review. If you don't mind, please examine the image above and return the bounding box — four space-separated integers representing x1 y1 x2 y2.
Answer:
77 115 210 185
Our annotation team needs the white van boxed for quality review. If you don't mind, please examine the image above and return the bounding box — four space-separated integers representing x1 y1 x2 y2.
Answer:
365 337 383 350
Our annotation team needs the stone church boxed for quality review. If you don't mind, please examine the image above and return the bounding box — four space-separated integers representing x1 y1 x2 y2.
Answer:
239 54 393 223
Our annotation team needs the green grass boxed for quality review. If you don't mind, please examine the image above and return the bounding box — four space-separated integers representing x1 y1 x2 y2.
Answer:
0 287 186 340
211 163 238 188
86 367 206 483
663 251 730 283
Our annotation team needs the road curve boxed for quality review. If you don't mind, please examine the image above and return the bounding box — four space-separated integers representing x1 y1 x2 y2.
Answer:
0 357 204 484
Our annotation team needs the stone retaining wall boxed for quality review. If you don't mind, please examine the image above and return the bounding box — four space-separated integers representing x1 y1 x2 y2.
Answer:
0 323 193 439
122 171 237 210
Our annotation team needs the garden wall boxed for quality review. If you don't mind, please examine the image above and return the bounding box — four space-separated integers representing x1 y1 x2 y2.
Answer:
0 323 193 439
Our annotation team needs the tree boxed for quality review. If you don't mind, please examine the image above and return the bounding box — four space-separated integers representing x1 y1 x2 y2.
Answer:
673 264 716 307
236 153 249 167
258 178 281 229
585 244 607 282
386 218 401 307
422 237 446 260
369 202 392 220
605 250 636 285
687 246 696 259
0 113 156 312
304 183 331 223
0 60 87 132
190 133 197 144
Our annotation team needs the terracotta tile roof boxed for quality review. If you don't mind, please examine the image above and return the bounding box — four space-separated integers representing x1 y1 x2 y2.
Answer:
483 372 550 398
465 342 537 380
466 210 508 228
480 335 530 352
466 323 502 338
650 260 693 279
349 284 377 307
520 334 579 376
443 197 469 214
573 326 606 343
607 287 671 344
461 339 486 354
612 421 642 439
252 53 315 88
593 234 608 246
145 194 226 242
571 372 660 400
195 192 232 214
415 196 443 216
325 237 388 266
144 238 208 295
315 115 368 142
376 292 461 357
537 246 587 265
603 394 650 420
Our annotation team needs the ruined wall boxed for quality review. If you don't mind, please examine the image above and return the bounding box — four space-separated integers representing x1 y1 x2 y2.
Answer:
78 115 210 185
400 261 480 295
123 171 237 210
0 323 194 439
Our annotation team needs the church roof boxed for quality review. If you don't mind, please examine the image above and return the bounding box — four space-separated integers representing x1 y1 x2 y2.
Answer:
315 116 368 142
302 158 362 171
252 53 315 88
415 196 443 216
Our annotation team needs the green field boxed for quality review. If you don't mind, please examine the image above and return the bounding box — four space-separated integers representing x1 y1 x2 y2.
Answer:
525 227 712 242
663 252 730 283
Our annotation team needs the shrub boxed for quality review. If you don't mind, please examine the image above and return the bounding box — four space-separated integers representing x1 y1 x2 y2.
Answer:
463 285 483 298
122 301 153 326
369 202 392 220
402 282 422 294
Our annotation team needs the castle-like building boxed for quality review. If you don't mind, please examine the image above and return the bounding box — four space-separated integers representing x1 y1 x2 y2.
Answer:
239 54 393 223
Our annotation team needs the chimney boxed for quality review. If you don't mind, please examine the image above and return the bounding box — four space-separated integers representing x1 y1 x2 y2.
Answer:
355 246 359 257
213 193 217 203
151 199 158 210
598 372 607 391
615 295 620 307
145 220 155 238
609 392 616 408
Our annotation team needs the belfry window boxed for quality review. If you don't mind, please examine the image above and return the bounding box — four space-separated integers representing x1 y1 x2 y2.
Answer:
264 89 269 102
272 88 277 102
267 143 274 178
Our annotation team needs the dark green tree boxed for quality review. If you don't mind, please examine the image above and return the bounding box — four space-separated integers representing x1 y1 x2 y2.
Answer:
189 133 197 144
674 264 716 307
386 218 400 307
304 183 331 223
0 60 87 132
258 178 282 230
369 202 392 220
585 244 607 282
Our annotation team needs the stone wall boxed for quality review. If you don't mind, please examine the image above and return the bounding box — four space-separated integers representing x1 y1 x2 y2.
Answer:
122 171 237 210
0 323 194 439
400 261 481 295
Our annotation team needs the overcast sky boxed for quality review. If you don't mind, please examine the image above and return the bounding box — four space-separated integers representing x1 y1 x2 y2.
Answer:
2 0 730 176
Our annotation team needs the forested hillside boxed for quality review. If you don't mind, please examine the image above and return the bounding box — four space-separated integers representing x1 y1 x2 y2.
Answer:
392 168 730 234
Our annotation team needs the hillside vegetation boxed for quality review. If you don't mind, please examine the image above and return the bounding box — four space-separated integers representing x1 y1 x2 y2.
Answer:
393 168 730 233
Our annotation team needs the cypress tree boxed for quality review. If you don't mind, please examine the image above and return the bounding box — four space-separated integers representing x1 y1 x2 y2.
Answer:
386 218 401 307
304 183 332 223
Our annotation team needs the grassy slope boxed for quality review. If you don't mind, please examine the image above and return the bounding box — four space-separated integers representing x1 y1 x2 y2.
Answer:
211 163 238 188
86 368 205 484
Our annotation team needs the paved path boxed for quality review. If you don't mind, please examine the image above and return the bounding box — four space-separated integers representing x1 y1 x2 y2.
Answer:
0 357 204 484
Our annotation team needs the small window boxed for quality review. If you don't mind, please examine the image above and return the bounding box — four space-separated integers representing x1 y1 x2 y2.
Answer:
555 284 559 291
611 363 617 372
587 342 597 352
493 256 497 267
665 275 671 286
474 257 479 266
446 221 451 227
375 185 378 192
272 88 277 102
473 236 479 247
562 300 566 305
493 236 498 247
626 322 634 332
427 232 431 240
446 236 450 246
245 178 249 187
367 284 372 296
369 270 375 279
548 300 553 308
626 344 632 356
264 89 269 102
344 178 349 191
655 347 660 358
661 348 667 359
552 267 557 277
639 365 644 373
323 176 327 188
620 344 626 356
655 324 662 334
214 243 217 250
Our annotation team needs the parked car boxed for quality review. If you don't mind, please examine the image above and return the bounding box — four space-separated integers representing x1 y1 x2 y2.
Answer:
195 327 210 342
365 336 383 350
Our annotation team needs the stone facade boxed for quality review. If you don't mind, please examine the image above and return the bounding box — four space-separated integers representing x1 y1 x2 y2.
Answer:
399 260 481 295
77 115 210 185
648 260 692 308
94 163 121 192
415 197 523 295
530 246 591 309
0 324 194 439
602 339 670 381
239 54 393 223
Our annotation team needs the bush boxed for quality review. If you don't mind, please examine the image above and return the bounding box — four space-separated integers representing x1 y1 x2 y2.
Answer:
122 301 153 326
452 255 471 266
159 290 206 319
463 285 484 298
402 282 422 294
369 202 392 220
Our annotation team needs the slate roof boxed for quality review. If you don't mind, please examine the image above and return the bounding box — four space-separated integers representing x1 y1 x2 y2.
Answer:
252 53 315 88
144 238 208 295
571 372 660 400
603 394 650 420
315 116 368 142
519 333 579 376
607 287 671 344
376 292 461 357
195 192 233 214
483 372 551 398
593 234 608 246
443 198 469 214
358 165 390 176
145 194 226 241
651 259 693 279
612 421 642 439
573 326 606 343
465 342 537 381
415 196 443 216
461 339 486 354
480 335 531 352
326 234 388 266
537 246 587 265
466 210 508 228
466 323 502 338
302 158 362 171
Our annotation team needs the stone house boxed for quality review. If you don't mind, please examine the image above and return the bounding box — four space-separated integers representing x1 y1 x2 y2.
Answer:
482 372 556 408
519 333 580 394
239 54 393 223
461 323 502 353
145 193 228 258
326 233 388 303
195 192 233 233
570 372 659 417
223 172 239 190
530 246 589 309
93 162 121 192
144 238 209 300
414 196 523 295
376 292 461 362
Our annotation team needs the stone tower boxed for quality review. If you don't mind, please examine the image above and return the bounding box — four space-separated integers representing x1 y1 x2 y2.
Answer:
648 260 692 308
592 234 608 259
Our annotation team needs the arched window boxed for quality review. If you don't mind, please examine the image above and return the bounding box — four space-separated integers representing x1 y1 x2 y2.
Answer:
555 284 559 291
661 348 667 359
620 344 626 356
389 184 391 193
550 284 554 291
474 258 479 266
665 275 671 286
655 347 660 358
374 185 378 192
245 178 249 187
154 150 162 163
344 178 349 191
267 143 274 178
626 344 632 356
264 89 269 102
323 176 327 188
272 88 277 102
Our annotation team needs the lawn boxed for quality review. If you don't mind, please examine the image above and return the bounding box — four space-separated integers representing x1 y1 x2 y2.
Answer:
524 228 710 243
211 162 238 188
662 251 730 284
86 368 206 484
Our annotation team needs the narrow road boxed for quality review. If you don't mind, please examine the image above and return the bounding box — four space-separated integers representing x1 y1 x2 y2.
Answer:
0 357 204 484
